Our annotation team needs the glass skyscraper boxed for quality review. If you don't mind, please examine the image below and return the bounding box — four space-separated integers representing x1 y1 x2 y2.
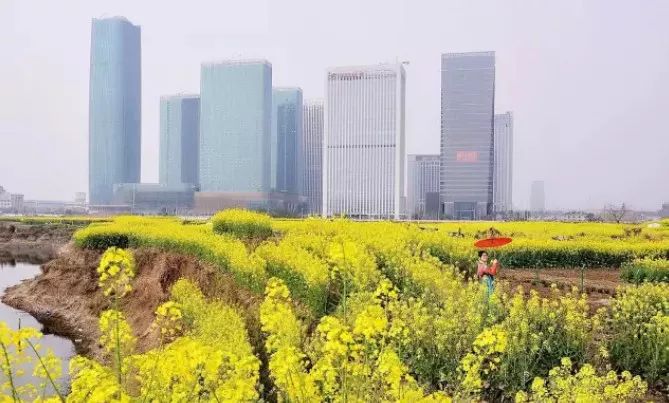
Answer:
324 63 406 219
199 60 272 193
302 100 324 215
89 17 141 205
272 88 303 194
407 154 440 219
159 95 200 186
440 51 495 219
493 112 513 212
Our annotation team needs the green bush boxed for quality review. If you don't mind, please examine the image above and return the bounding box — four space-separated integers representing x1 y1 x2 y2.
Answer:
621 258 669 283
212 209 273 239
608 283 669 384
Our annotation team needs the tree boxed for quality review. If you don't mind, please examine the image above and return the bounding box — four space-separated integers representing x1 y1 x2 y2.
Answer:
604 203 627 223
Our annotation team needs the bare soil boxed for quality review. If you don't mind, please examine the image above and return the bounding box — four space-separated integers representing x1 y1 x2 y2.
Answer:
0 221 76 262
499 268 620 311
1 244 262 362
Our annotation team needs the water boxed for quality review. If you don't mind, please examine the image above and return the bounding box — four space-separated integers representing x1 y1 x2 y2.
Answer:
0 260 75 394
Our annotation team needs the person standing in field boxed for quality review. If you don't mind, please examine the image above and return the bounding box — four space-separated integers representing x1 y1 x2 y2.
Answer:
477 250 499 297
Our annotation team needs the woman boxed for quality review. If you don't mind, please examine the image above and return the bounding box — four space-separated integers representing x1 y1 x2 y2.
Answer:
477 250 499 297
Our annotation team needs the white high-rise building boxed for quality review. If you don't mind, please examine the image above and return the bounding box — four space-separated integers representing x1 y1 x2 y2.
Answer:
302 100 324 215
323 63 406 219
493 112 513 212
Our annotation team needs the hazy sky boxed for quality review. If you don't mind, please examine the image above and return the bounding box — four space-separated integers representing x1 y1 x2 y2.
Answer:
1 0 668 210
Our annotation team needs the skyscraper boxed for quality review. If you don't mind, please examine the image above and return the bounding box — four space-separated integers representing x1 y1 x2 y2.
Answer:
159 95 200 186
407 154 440 219
440 51 495 219
530 180 546 212
324 63 406 219
493 112 513 212
272 88 303 194
89 17 141 205
302 100 324 215
199 60 272 193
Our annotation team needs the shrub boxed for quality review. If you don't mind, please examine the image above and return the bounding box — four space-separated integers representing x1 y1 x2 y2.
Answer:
212 209 273 239
259 277 452 402
69 274 260 401
607 283 669 384
621 258 669 283
515 357 647 402
255 239 332 316
479 288 597 398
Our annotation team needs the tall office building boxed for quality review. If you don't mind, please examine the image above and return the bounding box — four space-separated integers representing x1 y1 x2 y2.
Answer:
302 100 324 215
407 154 440 219
440 51 495 219
159 95 200 186
199 60 272 193
324 63 406 219
89 17 141 205
272 88 303 194
530 180 545 212
493 112 513 212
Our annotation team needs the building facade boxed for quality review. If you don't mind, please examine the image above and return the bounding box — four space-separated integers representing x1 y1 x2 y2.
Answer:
272 88 303 194
160 95 200 186
89 17 141 205
302 100 324 215
530 180 546 212
74 192 87 205
493 112 513 212
324 64 406 219
112 183 196 214
440 51 495 219
407 154 440 219
199 60 272 194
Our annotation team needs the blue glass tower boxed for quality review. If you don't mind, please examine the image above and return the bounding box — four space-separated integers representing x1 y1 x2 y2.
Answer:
199 60 272 192
89 17 141 205
272 88 303 194
159 95 200 186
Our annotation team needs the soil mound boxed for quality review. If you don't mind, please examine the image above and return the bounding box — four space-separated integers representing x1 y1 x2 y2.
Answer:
1 244 257 361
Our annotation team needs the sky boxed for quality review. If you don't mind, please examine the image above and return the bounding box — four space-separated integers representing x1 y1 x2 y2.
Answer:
1 0 668 211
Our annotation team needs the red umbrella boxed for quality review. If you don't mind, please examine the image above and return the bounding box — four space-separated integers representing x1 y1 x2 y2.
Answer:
474 237 513 248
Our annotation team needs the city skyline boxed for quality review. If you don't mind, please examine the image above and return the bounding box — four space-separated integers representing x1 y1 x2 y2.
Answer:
2 1 669 211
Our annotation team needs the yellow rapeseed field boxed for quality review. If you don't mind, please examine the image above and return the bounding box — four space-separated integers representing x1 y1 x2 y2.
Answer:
0 212 667 401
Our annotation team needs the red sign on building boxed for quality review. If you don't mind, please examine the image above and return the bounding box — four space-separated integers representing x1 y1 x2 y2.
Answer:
456 151 479 162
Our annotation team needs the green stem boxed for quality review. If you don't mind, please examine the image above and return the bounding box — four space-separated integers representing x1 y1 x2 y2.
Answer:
140 343 163 403
26 339 66 402
113 295 123 395
0 341 19 402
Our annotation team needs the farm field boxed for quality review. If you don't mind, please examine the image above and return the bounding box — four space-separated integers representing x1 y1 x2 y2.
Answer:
0 212 668 401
